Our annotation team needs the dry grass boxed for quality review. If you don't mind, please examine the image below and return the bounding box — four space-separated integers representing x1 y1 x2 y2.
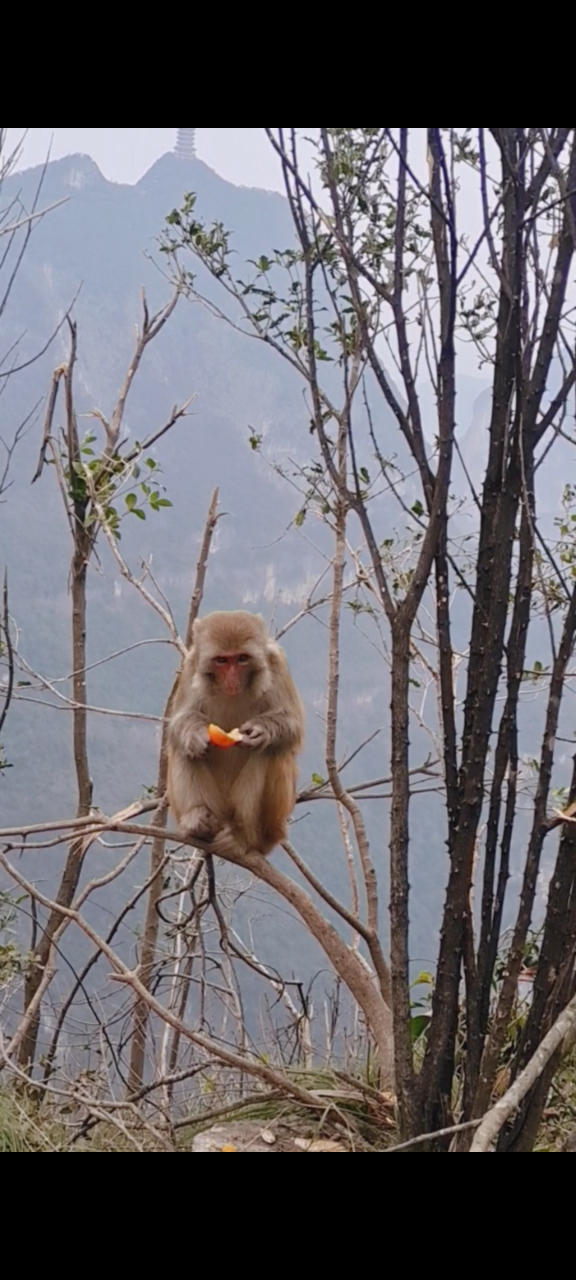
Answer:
0 1067 399 1152
535 1049 576 1152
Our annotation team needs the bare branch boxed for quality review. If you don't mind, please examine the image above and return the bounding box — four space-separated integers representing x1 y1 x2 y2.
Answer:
106 289 180 453
0 572 14 737
383 1120 481 1154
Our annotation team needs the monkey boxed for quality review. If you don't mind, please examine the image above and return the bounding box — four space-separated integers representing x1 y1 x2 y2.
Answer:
167 611 305 858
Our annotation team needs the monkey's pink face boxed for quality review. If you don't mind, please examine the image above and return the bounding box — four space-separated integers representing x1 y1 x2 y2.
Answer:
211 653 252 697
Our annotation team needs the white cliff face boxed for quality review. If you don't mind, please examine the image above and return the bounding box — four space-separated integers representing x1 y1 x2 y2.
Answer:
459 388 492 478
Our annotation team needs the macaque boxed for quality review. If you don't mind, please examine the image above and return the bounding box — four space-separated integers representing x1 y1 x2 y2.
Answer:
167 611 305 857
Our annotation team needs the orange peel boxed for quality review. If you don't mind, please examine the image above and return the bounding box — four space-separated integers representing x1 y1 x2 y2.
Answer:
208 724 244 750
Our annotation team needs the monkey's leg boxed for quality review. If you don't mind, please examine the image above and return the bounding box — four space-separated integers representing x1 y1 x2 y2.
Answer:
228 756 268 852
258 755 298 855
168 755 223 842
227 755 296 857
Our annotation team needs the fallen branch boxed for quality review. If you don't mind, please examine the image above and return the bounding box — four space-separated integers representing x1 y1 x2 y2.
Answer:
470 992 576 1152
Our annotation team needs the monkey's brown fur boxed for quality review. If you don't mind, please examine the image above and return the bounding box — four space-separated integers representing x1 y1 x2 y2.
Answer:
167 612 305 857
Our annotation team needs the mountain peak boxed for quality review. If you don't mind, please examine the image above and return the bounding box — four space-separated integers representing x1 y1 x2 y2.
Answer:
48 153 106 190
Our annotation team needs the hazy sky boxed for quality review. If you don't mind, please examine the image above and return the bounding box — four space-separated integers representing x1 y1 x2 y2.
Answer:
8 129 292 190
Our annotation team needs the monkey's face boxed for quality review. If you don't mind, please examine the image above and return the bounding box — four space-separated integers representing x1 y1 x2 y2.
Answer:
195 613 269 699
210 653 253 697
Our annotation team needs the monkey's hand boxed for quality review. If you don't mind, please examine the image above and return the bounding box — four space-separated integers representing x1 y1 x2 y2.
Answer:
179 723 211 759
239 721 271 751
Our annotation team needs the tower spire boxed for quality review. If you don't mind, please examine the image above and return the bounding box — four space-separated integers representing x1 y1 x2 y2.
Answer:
175 129 196 160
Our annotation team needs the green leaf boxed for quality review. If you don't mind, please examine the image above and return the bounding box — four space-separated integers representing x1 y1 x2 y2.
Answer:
295 509 306 528
412 499 425 518
125 494 137 510
312 774 326 787
410 1015 430 1044
360 467 370 485
155 499 173 508
133 508 146 520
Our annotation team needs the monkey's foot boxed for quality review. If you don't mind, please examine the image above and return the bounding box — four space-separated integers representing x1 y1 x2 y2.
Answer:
211 826 245 861
181 806 221 843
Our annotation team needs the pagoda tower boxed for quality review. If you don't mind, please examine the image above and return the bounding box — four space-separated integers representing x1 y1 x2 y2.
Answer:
175 129 196 160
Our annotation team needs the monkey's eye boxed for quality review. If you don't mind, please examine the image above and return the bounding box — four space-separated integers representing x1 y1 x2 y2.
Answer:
214 657 228 666
237 654 250 665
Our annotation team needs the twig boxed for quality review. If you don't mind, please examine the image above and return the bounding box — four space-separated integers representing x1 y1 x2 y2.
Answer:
1 806 395 1085
185 488 221 645
0 853 339 1113
0 799 157 840
0 198 68 239
0 571 14 735
32 364 66 483
383 1120 481 1154
106 289 180 453
172 1092 283 1131
283 841 372 944
94 494 182 648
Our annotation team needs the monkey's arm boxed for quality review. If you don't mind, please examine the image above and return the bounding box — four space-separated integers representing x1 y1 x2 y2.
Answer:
240 645 304 753
169 653 210 759
169 706 210 759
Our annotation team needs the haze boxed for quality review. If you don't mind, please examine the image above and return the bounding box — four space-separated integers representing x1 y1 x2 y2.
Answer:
7 128 293 190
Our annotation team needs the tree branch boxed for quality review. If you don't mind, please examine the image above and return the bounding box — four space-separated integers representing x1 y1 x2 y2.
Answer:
471 993 576 1152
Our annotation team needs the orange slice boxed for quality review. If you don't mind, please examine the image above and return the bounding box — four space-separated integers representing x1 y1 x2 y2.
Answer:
221 1145 238 1152
208 724 243 750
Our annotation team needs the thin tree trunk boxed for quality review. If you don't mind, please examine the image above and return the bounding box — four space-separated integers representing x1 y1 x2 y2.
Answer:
19 334 93 1070
127 490 219 1095
389 621 417 1132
